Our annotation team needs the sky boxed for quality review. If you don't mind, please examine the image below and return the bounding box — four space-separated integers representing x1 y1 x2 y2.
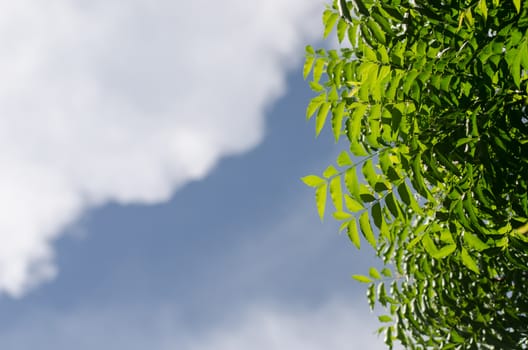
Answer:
0 1 388 348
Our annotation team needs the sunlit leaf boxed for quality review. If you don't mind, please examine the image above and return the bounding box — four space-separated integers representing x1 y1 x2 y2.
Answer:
359 211 376 247
353 274 373 283
378 315 393 323
332 102 347 142
463 231 489 251
303 55 315 80
301 175 325 187
345 195 364 212
315 183 328 221
348 220 361 249
461 248 480 273
336 150 353 167
329 176 344 211
369 267 381 279
323 165 339 178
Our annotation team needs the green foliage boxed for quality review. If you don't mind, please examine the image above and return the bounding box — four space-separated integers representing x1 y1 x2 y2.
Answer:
303 0 528 348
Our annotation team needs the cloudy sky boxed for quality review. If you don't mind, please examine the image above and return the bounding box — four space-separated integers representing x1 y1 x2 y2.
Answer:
0 0 387 348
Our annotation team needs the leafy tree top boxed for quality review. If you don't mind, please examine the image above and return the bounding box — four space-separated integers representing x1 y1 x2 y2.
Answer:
303 0 528 348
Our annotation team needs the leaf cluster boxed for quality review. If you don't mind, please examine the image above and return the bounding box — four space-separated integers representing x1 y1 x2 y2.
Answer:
303 0 528 348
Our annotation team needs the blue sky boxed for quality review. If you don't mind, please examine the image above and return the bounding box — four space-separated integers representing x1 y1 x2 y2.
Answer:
0 1 387 348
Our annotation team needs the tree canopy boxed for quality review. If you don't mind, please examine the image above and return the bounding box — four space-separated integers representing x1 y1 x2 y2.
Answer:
302 0 528 348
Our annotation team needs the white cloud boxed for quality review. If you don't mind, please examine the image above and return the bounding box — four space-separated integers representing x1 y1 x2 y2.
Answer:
0 299 386 350
184 300 386 350
0 0 324 296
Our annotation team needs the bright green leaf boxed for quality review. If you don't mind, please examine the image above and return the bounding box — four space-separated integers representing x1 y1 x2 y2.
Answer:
315 102 331 136
323 165 339 178
306 96 325 120
463 231 490 251
315 183 328 221
352 274 372 283
378 315 393 323
359 211 376 247
301 175 326 187
381 268 392 277
332 103 347 142
333 211 352 220
513 0 521 13
313 58 326 84
329 176 344 211
433 244 457 259
348 220 361 249
323 12 340 38
461 247 480 273
336 150 353 167
345 195 364 212
303 56 315 80
369 267 381 279
345 168 361 200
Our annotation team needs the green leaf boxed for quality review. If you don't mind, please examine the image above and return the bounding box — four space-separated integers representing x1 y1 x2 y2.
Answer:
408 231 426 249
303 55 315 80
461 247 480 273
367 283 376 310
513 0 521 13
309 81 325 92
381 268 392 277
306 96 325 120
323 165 339 178
432 244 457 259
353 0 370 16
352 274 372 283
378 315 393 323
362 159 378 189
337 18 348 43
397 182 422 214
332 103 347 142
348 220 361 249
371 202 383 229
359 211 376 247
397 182 411 205
402 70 419 94
385 192 401 218
463 231 489 251
329 176 344 211
338 0 353 22
345 195 364 212
323 12 340 38
348 103 368 142
336 150 353 167
349 141 369 157
313 58 326 84
333 211 352 220
369 267 381 279
315 183 328 221
301 175 326 187
478 0 488 21
421 233 439 256
365 17 386 44
345 168 361 200
315 102 331 136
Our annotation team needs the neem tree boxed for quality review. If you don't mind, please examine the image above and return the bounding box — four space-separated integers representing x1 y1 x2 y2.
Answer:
302 0 528 348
